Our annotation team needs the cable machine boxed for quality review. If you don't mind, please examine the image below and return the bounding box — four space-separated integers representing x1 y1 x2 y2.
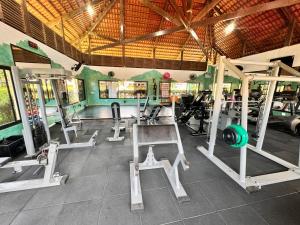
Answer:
11 67 98 153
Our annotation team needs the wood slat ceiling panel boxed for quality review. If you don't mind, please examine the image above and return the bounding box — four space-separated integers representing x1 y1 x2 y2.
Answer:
96 2 120 39
55 33 64 52
44 25 56 49
4 0 300 62
1 0 25 32
28 13 44 42
238 11 286 52
214 21 243 58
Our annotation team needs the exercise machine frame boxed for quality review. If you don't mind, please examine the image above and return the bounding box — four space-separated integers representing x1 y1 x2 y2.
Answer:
11 67 98 153
130 123 190 211
130 95 189 210
197 57 300 192
0 142 67 193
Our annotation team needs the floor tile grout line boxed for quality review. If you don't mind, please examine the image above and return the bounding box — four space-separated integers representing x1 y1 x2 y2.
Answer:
21 197 104 212
8 190 42 225
247 204 271 225
160 169 186 225
216 211 229 225
177 190 300 223
158 219 184 225
96 167 111 225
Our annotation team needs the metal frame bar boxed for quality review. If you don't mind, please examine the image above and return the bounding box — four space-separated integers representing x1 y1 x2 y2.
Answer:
197 57 300 191
0 143 67 193
50 79 98 149
130 123 190 210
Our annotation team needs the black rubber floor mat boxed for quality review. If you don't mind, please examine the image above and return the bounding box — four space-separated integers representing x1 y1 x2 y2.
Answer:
84 129 100 135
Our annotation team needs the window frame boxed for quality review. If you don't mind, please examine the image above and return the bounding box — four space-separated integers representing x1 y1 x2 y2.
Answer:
159 81 171 99
65 79 80 105
98 80 148 99
77 79 86 101
0 66 21 130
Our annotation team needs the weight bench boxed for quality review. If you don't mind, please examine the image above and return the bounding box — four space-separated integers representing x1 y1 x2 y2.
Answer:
130 123 190 211
145 105 162 125
107 102 126 142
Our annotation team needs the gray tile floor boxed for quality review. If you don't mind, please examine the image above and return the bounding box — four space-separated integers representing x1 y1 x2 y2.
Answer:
1 112 300 225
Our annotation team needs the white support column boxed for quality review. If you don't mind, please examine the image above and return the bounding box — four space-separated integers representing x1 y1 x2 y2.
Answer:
11 67 35 156
239 76 249 182
137 93 140 125
208 56 225 157
36 81 50 143
256 65 280 151
171 96 175 122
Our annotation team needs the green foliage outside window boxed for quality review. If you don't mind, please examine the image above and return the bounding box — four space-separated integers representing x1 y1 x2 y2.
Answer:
0 69 17 127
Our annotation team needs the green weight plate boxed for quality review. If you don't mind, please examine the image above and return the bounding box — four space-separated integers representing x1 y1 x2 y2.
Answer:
226 124 248 148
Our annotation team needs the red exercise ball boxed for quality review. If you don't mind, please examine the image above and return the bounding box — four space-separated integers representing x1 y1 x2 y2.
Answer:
163 72 171 80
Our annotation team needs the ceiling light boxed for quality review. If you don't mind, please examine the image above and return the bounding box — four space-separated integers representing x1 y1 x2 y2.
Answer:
225 21 235 35
87 4 94 16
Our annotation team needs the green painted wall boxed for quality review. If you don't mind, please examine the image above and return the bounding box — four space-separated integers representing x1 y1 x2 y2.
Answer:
0 43 14 66
79 67 173 106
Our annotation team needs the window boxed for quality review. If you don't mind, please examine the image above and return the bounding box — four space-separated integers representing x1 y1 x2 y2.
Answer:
99 81 148 99
99 81 119 99
170 83 187 96
187 83 199 96
160 82 170 98
223 83 232 94
42 80 54 103
134 81 147 98
0 67 20 128
119 81 133 98
65 79 79 104
56 80 68 106
77 79 86 101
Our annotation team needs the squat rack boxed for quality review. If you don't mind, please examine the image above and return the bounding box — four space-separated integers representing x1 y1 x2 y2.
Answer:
197 56 300 192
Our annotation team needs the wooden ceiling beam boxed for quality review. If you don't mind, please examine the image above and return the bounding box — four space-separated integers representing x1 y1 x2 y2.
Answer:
285 17 296 46
192 0 222 22
90 0 300 52
47 0 106 27
168 0 207 57
138 0 181 25
27 2 76 40
46 0 82 37
186 0 193 21
120 0 125 65
277 7 300 46
74 0 117 45
153 0 169 47
90 31 118 42
178 0 223 55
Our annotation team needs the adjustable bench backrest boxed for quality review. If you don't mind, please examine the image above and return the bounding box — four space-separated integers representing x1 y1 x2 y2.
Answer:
111 102 121 120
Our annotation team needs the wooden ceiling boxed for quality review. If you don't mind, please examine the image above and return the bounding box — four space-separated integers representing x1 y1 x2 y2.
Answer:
9 0 300 62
